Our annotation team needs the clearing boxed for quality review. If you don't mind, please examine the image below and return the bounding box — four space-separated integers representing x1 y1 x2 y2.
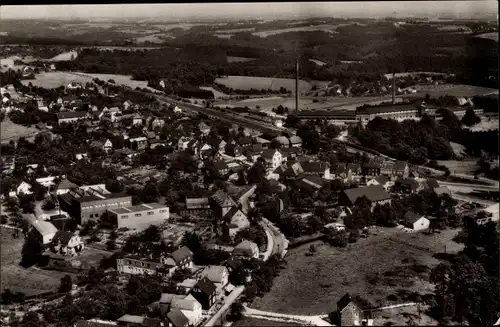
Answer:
251 24 351 37
437 159 478 175
372 305 439 326
21 71 155 91
403 84 498 98
215 76 312 93
227 56 256 63
0 118 39 144
251 228 463 315
50 51 78 62
0 227 75 297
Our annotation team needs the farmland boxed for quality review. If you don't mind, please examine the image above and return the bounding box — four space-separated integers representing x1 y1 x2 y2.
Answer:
215 76 312 93
49 50 78 62
20 71 155 91
250 228 463 315
199 86 228 99
437 159 478 175
251 23 352 37
0 227 74 297
227 56 256 63
402 84 498 98
0 118 39 144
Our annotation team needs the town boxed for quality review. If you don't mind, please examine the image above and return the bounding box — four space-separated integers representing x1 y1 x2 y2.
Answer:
0 3 499 327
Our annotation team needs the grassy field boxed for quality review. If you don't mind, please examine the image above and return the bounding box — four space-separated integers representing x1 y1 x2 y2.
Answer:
0 227 75 297
0 118 39 144
50 51 78 62
232 317 304 327
227 56 256 63
403 84 498 98
372 305 439 326
251 228 463 315
215 76 312 93
467 118 499 132
437 159 478 175
21 71 155 91
251 23 350 37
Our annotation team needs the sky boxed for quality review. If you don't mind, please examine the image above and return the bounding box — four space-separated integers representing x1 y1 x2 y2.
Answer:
1 2 497 21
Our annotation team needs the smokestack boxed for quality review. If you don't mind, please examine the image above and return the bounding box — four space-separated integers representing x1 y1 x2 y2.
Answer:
392 72 396 104
296 59 299 111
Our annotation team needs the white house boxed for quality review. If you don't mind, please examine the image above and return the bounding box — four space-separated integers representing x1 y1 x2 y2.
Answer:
9 181 33 198
177 136 192 151
485 203 499 222
200 266 229 293
103 139 113 153
36 176 57 189
26 214 58 245
232 240 259 259
366 175 393 191
403 211 430 231
170 295 203 326
261 149 284 171
51 231 85 256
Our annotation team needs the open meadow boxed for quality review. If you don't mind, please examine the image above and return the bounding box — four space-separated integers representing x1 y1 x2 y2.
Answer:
215 76 313 93
250 228 463 315
251 23 352 37
0 118 39 144
21 71 155 91
0 227 75 297
232 317 304 327
403 84 498 98
437 159 478 175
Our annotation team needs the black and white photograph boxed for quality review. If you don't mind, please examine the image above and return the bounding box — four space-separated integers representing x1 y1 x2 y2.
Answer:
0 2 498 326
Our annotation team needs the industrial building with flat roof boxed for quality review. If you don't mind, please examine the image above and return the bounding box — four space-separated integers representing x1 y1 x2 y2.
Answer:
107 202 169 230
58 186 132 225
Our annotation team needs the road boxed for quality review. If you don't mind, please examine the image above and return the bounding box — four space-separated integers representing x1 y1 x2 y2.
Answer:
204 286 245 327
261 218 288 257
242 305 333 326
438 181 499 192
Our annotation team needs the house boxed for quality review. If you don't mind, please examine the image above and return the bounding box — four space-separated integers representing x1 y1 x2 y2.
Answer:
26 214 58 245
288 135 303 148
274 136 290 148
51 230 85 256
165 246 194 269
392 160 409 179
145 131 157 141
178 279 198 295
379 161 395 176
166 309 189 327
129 136 148 150
214 160 229 176
362 161 381 177
200 265 229 292
107 203 169 230
123 100 132 110
223 207 250 237
132 114 143 126
198 122 211 135
182 198 211 215
56 111 87 124
103 139 113 153
301 161 331 179
225 144 242 157
403 211 430 231
244 144 264 162
232 240 259 259
170 295 202 326
366 175 392 191
225 256 243 273
280 147 303 160
209 189 237 219
347 163 362 177
116 315 162 326
75 319 118 327
333 164 352 182
177 137 192 151
393 178 419 194
117 254 173 277
261 149 284 171
9 181 33 198
238 136 253 148
339 185 392 208
330 293 371 326
296 175 326 195
425 179 440 190
189 277 217 310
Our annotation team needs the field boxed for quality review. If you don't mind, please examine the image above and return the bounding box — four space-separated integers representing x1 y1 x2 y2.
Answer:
403 84 498 98
50 51 78 62
251 23 351 37
372 305 439 326
437 159 478 175
0 118 39 144
232 317 303 327
215 76 312 93
21 71 155 91
199 86 229 99
251 228 463 315
0 227 75 296
227 56 256 63
475 32 499 42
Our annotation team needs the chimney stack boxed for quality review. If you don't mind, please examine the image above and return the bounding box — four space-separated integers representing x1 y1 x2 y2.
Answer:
296 59 299 112
392 72 396 104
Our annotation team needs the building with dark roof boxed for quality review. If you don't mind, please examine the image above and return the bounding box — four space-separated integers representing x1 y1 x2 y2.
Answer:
356 103 421 122
330 293 369 326
209 189 237 219
189 277 217 310
56 111 88 124
403 211 430 231
339 185 391 208
166 309 189 327
393 178 419 194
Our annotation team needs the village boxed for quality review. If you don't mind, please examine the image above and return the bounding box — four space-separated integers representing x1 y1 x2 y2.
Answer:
1 69 499 327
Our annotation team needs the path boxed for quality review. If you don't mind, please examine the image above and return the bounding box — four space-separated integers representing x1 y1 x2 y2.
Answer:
242 305 333 326
204 286 245 327
261 217 288 257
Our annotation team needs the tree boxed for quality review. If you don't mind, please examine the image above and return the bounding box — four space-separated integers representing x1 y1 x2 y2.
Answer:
106 239 116 250
227 301 244 321
461 109 481 127
20 235 43 267
139 180 160 204
309 244 317 255
42 197 56 211
18 194 35 214
59 274 73 293
105 179 124 193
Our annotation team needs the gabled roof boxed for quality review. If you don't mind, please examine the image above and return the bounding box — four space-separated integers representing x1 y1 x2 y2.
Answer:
301 161 329 174
55 178 78 191
234 240 258 253
56 111 87 119
374 175 389 185
171 246 193 264
403 211 423 225
27 215 58 236
363 160 380 169
434 186 451 196
53 230 74 245
171 296 200 311
223 206 244 221
201 265 228 283
343 185 391 205
395 178 419 190
426 179 440 189
195 277 217 295
337 293 365 312
289 135 302 144
261 149 279 160
274 136 290 145
211 189 236 207
346 163 360 171
225 256 243 270
167 308 190 327
160 293 185 304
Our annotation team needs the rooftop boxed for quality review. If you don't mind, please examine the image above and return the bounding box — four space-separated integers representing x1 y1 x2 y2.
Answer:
108 202 167 215
343 185 391 204
200 265 228 283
